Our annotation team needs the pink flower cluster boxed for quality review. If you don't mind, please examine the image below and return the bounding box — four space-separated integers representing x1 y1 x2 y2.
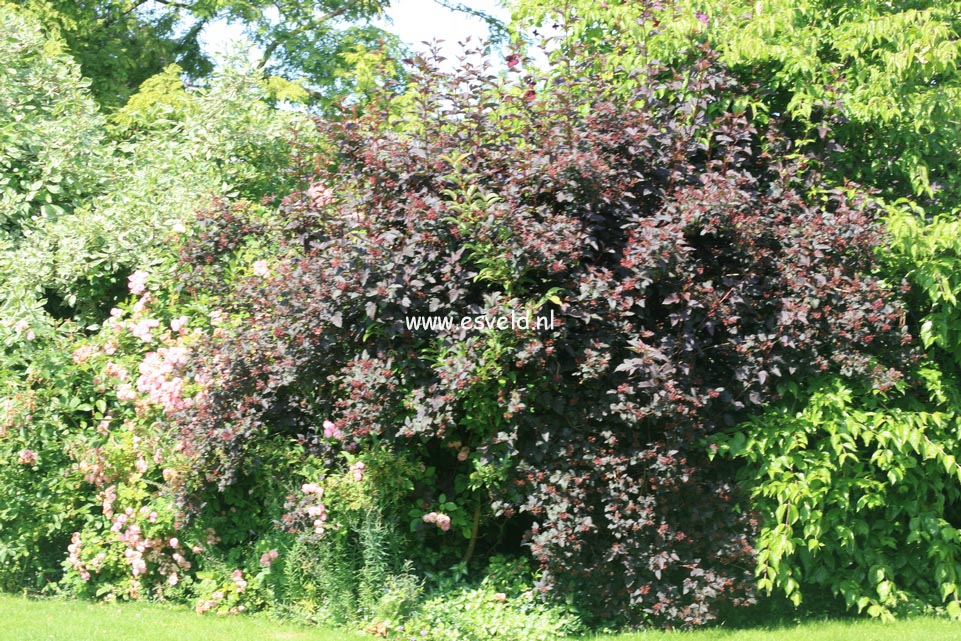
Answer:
322 419 345 441
101 486 117 518
259 549 279 568
72 344 96 365
128 270 149 295
130 318 160 343
118 510 192 585
17 449 38 465
136 346 191 415
66 533 106 582
78 450 108 485
170 316 189 334
422 512 451 532
196 595 221 614
231 569 247 592
104 362 128 380
350 461 365 482
302 483 328 535
116 384 137 402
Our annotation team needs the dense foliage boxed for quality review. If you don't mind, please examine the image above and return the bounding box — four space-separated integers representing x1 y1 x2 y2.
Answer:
168 28 910 625
510 0 961 620
5 0 961 634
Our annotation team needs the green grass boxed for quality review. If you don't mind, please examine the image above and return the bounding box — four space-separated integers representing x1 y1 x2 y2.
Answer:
0 594 365 641
1 594 959 641
583 617 961 641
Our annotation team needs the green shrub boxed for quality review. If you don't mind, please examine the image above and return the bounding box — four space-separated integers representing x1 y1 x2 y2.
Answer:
397 557 583 641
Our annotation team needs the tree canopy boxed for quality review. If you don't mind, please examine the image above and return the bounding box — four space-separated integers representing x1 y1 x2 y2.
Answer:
9 0 404 109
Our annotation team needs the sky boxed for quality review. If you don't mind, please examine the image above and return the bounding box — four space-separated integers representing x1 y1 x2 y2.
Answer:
199 0 512 66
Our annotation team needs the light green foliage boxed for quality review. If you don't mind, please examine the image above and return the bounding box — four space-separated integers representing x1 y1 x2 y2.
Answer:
715 379 961 620
10 0 211 110
111 64 197 131
0 12 318 341
401 557 583 641
0 3 109 244
688 0 961 205
886 202 961 366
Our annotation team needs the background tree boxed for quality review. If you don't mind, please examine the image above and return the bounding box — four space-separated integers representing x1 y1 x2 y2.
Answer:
9 0 403 110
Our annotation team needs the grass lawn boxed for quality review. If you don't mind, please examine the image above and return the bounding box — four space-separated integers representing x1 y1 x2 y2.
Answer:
0 594 365 641
1 593 959 641
587 617 961 641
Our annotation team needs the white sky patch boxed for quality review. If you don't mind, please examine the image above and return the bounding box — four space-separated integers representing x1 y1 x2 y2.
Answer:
199 0 511 69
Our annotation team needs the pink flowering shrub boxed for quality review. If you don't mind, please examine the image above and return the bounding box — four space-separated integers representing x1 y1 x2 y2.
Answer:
0 248 236 598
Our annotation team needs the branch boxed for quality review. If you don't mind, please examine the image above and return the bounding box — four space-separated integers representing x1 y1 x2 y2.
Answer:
96 0 153 31
256 0 366 70
151 0 194 9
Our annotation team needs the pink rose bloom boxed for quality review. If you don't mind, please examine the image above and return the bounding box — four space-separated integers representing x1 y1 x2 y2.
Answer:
104 362 127 379
128 270 149 295
231 569 247 592
167 572 179 586
435 513 451 532
422 512 437 524
170 316 189 333
130 318 160 343
493 592 507 602
169 537 179 549
17 449 38 465
72 345 95 365
132 293 151 314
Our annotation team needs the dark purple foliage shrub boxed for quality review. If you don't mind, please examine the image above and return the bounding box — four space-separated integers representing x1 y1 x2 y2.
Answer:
172 40 910 626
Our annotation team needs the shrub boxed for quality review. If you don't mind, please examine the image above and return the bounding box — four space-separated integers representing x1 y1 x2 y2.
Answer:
716 377 961 620
170 27 910 626
401 588 579 641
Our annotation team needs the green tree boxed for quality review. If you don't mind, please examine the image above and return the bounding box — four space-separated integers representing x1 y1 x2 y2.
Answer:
10 0 405 110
